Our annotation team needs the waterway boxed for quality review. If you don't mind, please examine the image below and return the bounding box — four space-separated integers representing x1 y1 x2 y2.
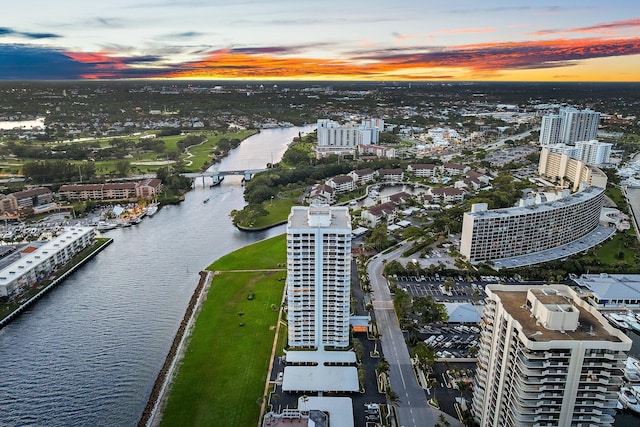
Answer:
0 125 313 427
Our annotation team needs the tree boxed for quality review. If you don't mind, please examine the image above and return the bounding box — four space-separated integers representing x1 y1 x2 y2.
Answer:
372 329 382 355
114 159 131 176
385 388 400 405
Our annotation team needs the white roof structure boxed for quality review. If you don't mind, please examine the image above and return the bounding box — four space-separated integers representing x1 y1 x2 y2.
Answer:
444 303 482 323
302 397 354 427
285 350 356 365
574 274 640 306
282 366 359 393
283 350 359 392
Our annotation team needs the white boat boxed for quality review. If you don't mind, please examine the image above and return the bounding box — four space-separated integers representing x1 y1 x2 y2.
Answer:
624 315 640 334
96 221 118 231
606 313 630 330
624 356 640 383
146 204 159 217
619 386 640 414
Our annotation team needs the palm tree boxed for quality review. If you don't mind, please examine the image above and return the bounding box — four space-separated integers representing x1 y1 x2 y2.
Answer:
372 329 382 356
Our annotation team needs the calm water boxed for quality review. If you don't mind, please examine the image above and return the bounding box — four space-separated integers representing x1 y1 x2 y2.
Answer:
0 125 312 427
0 118 45 130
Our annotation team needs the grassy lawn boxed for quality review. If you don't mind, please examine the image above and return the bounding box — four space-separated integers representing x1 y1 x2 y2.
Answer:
592 232 639 266
208 234 286 271
182 130 257 173
9 130 258 176
251 199 297 229
160 235 287 427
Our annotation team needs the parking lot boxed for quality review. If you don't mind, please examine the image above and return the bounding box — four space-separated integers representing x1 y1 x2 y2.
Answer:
395 275 486 303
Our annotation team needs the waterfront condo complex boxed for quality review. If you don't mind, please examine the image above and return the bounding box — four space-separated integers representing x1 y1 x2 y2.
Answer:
460 186 605 263
286 205 352 349
0 227 96 299
472 285 631 426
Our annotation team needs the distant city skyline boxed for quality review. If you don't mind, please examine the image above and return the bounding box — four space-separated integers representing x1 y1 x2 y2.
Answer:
1 0 640 81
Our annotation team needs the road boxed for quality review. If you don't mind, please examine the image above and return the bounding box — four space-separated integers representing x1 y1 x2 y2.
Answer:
367 242 461 427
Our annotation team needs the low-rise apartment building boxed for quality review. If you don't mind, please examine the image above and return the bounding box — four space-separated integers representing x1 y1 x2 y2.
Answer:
0 227 96 299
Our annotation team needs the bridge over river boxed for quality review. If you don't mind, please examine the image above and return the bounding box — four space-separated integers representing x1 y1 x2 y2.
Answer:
182 168 267 184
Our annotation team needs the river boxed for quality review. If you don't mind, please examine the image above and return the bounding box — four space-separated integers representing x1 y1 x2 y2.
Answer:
0 125 313 427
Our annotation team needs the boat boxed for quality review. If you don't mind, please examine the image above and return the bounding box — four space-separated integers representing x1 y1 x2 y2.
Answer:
210 176 224 187
606 313 630 330
146 204 159 217
625 356 640 383
96 221 118 231
624 314 640 334
619 386 640 414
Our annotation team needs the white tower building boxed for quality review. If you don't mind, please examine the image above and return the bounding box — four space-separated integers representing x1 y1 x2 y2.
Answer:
286 205 352 349
575 140 612 165
539 114 562 146
472 285 631 427
559 107 600 144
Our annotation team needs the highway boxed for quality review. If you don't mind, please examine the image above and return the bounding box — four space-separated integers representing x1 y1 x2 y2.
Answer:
367 242 450 427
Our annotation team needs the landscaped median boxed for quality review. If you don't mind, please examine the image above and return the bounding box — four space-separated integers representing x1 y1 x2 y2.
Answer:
157 234 287 427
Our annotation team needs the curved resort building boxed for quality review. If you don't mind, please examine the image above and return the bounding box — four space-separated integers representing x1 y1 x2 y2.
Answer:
460 186 605 264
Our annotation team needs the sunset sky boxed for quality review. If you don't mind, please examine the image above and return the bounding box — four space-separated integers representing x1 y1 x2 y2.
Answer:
1 0 640 81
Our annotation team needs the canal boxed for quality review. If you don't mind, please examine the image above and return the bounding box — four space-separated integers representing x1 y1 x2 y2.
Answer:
0 125 313 427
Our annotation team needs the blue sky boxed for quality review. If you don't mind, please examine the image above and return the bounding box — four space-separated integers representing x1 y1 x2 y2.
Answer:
1 0 640 80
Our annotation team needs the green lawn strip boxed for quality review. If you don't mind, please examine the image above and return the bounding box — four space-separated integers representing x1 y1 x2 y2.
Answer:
208 234 286 271
159 271 284 427
160 235 287 426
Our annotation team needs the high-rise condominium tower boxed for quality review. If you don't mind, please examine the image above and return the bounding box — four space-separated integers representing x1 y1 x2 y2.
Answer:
472 285 631 427
286 205 351 349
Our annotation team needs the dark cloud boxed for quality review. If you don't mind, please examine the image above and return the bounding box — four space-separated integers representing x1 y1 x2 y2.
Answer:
0 44 170 80
0 45 91 79
0 27 61 39
172 32 205 38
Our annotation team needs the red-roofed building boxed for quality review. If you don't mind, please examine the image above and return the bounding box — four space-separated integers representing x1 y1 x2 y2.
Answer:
361 201 397 226
327 175 356 193
407 163 438 178
429 187 465 203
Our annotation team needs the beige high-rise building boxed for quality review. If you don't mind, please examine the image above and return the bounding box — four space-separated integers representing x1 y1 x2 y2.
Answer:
538 147 608 191
472 285 631 427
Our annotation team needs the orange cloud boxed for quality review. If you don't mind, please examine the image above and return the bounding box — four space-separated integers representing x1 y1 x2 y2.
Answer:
439 27 496 34
532 18 640 36
41 35 640 81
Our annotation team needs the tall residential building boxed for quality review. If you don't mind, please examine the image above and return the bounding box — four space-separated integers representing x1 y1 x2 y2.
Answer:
538 148 608 191
472 285 631 427
316 118 384 156
575 140 613 165
286 205 352 349
559 107 600 144
539 108 600 145
539 114 562 146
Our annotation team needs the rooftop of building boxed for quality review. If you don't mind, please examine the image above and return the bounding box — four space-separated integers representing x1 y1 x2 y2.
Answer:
490 285 625 343
466 185 604 220
288 206 351 230
574 273 640 301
